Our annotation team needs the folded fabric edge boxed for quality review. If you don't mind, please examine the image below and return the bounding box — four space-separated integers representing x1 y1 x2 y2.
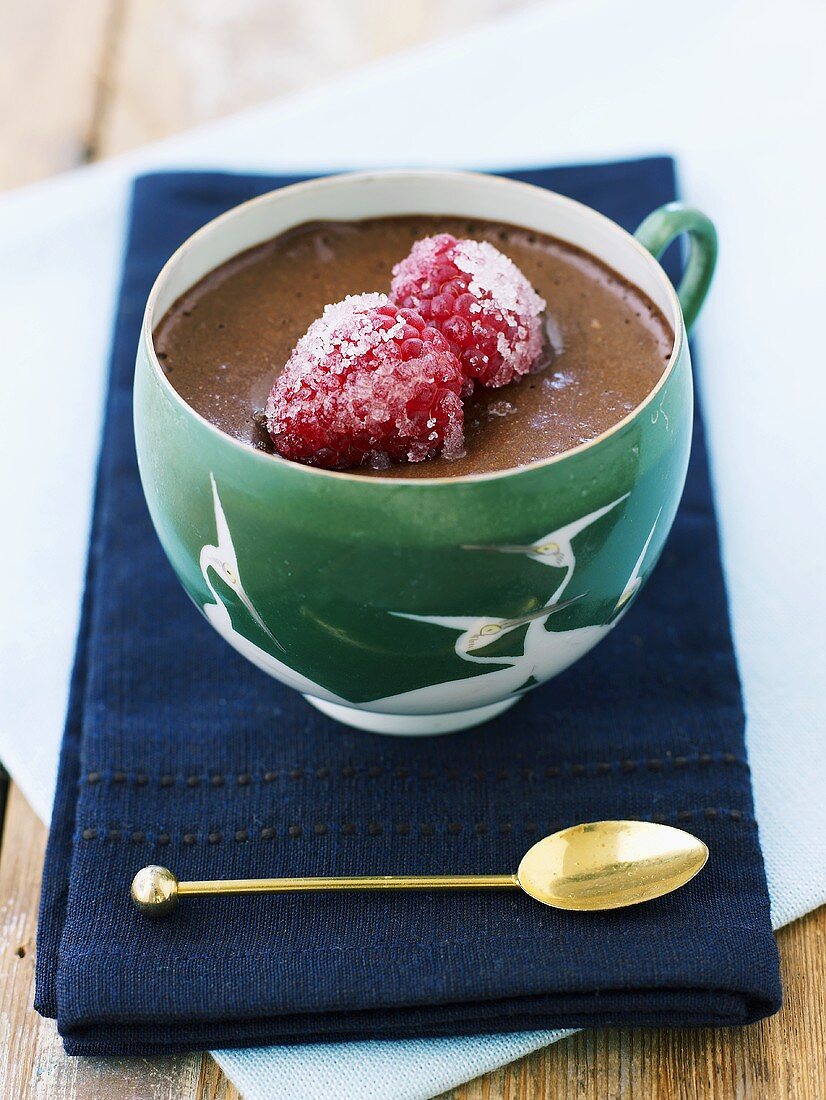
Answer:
54 960 782 1056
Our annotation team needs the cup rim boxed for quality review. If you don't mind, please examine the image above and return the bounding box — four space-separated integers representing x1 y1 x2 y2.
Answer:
142 168 685 487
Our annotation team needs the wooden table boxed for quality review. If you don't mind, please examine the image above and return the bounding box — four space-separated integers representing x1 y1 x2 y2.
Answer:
1 3 824 1095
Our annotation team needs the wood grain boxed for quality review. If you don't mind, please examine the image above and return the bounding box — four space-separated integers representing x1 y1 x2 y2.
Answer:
446 905 826 1098
0 784 241 1100
94 0 526 158
0 0 112 189
1 1 824 1097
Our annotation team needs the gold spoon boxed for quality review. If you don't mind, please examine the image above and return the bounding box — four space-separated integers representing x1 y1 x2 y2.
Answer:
131 820 707 917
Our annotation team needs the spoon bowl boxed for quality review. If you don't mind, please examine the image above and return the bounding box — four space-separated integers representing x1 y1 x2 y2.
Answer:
517 820 708 910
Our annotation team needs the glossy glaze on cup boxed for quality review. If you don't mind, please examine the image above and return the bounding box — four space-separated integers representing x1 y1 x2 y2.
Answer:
134 172 715 735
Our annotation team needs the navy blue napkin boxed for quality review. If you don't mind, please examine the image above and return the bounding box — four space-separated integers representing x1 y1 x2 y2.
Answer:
35 159 781 1056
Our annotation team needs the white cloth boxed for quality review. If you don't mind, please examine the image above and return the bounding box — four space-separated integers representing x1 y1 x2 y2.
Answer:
1 0 824 1096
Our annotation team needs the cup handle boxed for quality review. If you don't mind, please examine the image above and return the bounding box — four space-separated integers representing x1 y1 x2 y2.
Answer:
634 202 717 331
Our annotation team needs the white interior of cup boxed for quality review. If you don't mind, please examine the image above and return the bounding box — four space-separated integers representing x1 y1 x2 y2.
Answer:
147 170 682 338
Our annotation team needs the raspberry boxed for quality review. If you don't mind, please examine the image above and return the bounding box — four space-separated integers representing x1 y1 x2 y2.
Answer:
266 293 465 470
390 233 546 389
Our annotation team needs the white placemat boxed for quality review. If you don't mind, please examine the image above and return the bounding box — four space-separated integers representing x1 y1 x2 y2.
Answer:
1 0 824 1096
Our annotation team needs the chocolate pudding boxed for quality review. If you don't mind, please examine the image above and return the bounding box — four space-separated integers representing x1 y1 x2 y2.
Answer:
154 216 674 478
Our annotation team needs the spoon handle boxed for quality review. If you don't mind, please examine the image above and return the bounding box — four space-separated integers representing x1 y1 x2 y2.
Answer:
130 865 520 914
179 873 518 896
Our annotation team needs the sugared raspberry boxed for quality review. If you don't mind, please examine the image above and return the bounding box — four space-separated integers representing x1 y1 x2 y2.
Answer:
266 293 465 470
390 233 546 389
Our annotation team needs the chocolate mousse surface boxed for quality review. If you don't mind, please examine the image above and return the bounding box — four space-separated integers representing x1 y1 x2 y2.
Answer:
154 216 674 478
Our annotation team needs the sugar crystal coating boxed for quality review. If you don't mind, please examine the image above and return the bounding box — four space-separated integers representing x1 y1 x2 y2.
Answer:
266 293 465 470
390 234 546 389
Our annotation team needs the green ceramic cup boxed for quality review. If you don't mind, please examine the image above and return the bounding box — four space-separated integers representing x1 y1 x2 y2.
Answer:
134 171 716 735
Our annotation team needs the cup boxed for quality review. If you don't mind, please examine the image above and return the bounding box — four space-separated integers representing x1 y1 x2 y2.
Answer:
134 170 716 735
